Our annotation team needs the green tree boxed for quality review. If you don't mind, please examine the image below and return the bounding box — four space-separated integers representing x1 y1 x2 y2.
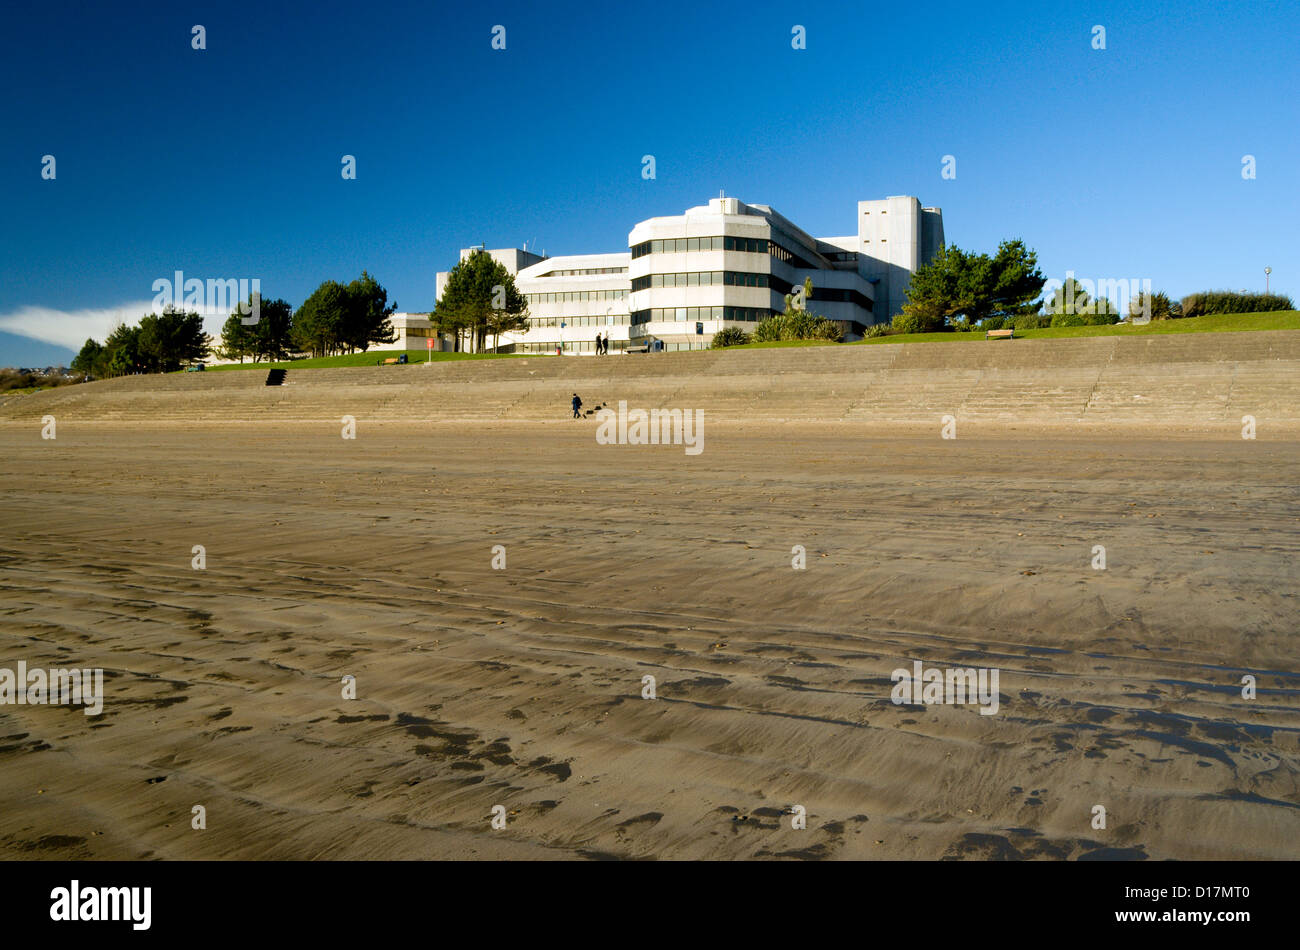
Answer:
897 245 965 331
292 281 349 357
900 240 1045 330
249 295 295 360
985 240 1046 320
434 250 529 352
71 338 104 376
104 322 143 376
219 313 254 362
137 307 209 371
1046 279 1119 325
1045 277 1091 316
341 272 397 353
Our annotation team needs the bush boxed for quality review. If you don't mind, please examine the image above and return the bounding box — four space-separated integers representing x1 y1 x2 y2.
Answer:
752 316 783 342
1084 311 1121 326
1180 291 1294 319
752 312 844 343
1128 290 1182 321
864 323 894 338
710 326 751 349
1012 314 1052 331
1050 313 1087 327
891 312 930 334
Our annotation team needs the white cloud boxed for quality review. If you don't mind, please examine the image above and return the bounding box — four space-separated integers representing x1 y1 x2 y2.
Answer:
0 303 231 350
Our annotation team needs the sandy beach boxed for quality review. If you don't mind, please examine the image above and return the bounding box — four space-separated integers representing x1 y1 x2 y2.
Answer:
1 419 1296 859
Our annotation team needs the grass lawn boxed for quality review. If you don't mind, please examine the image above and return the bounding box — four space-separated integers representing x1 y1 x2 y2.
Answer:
717 339 839 349
194 312 1299 370
718 311 1300 349
851 310 1300 345
206 350 538 372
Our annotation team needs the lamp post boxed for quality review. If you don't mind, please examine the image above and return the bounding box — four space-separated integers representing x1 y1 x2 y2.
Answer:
1265 267 1271 294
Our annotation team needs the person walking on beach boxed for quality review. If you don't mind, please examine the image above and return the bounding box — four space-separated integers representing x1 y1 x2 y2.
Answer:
571 393 582 419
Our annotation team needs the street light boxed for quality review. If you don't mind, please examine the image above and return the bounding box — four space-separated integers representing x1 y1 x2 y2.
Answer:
1265 266 1272 294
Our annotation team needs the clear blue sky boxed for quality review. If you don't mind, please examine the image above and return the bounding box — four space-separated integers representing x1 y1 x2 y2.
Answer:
1 0 1295 365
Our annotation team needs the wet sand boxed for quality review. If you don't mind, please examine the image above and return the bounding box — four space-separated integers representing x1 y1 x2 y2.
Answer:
1 422 1297 859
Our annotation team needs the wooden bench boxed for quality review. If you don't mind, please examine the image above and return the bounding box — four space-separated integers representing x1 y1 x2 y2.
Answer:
377 356 407 365
985 328 1015 340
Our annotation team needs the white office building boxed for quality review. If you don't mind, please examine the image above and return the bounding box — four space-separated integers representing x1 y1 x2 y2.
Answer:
426 195 943 354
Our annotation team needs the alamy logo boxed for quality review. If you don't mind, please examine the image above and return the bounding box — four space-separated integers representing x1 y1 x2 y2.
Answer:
595 400 703 455
890 660 1000 715
152 270 261 324
50 881 151 930
0 662 103 715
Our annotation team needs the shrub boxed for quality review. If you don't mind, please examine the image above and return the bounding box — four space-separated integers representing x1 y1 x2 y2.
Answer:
1050 313 1087 327
1084 311 1121 326
1012 314 1052 331
1180 291 1294 319
710 326 751 349
1128 290 1182 321
864 323 893 338
752 316 784 342
892 308 945 334
752 312 844 343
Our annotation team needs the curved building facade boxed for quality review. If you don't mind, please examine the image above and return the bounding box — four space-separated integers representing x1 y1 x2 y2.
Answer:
432 195 942 354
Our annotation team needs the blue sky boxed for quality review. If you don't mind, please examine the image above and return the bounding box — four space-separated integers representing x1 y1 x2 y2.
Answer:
1 0 1295 365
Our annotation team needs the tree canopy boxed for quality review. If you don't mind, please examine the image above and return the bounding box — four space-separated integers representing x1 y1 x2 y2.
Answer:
291 273 397 357
434 250 529 352
221 294 295 362
898 240 1046 331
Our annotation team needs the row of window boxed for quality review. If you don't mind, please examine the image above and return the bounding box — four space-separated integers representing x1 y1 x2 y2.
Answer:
630 307 772 325
524 289 628 304
809 287 874 310
528 314 630 328
542 267 628 276
630 271 772 292
509 340 627 354
631 235 770 258
631 234 821 269
765 275 874 312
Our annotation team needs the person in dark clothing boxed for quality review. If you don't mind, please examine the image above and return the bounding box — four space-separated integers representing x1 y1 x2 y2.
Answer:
571 393 582 418
595 333 603 356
